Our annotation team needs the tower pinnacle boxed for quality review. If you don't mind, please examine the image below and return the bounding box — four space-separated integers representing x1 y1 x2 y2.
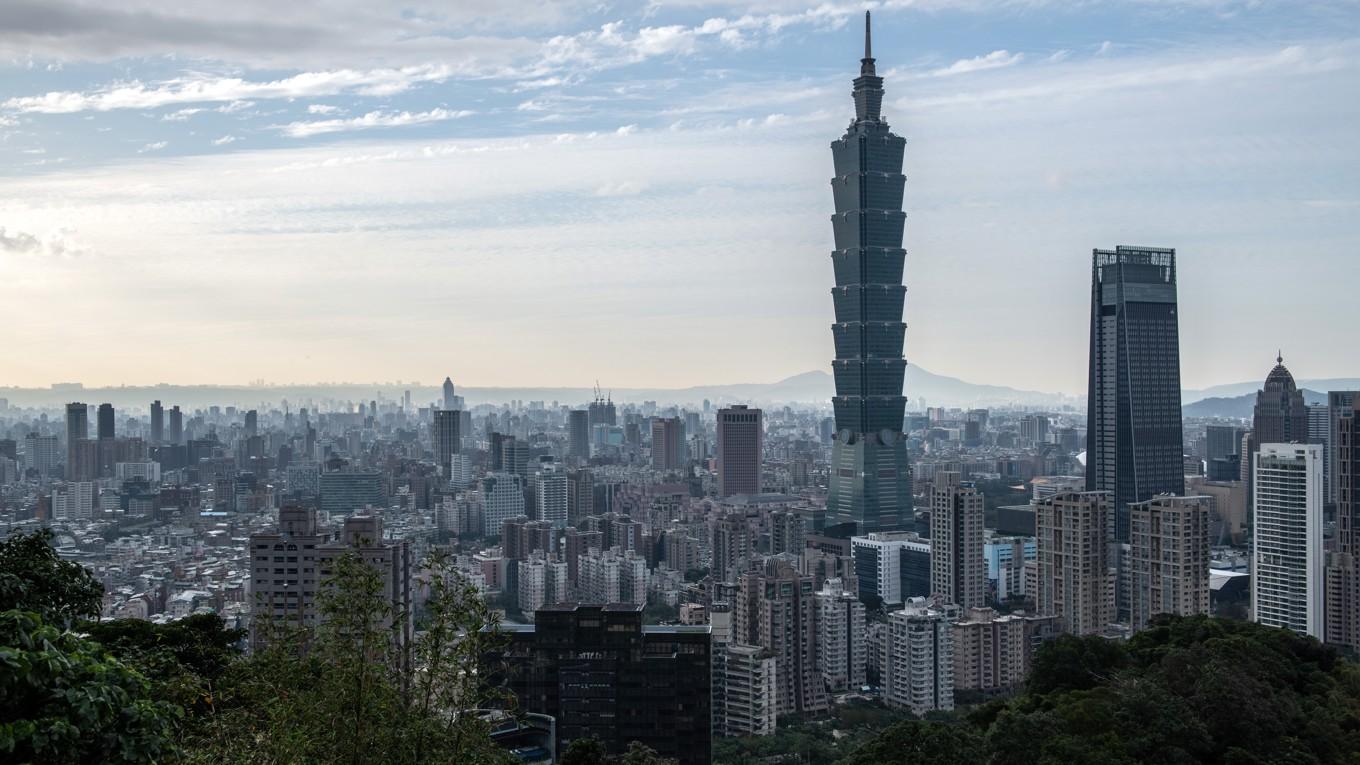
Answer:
861 11 876 76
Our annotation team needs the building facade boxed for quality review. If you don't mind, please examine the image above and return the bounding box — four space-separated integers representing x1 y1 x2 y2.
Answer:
717 405 763 497
929 472 986 609
825 14 913 534
1254 443 1323 639
1127 494 1211 632
884 597 957 714
1035 491 1115 635
1085 246 1184 542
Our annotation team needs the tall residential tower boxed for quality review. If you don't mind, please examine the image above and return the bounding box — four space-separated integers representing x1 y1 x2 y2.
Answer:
826 12 912 534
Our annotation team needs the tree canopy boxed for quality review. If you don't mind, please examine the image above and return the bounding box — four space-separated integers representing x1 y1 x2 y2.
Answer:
837 615 1360 765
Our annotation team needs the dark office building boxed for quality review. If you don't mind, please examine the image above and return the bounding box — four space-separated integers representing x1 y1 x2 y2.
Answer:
826 13 913 534
568 409 590 463
168 405 183 446
432 409 460 477
150 400 164 444
96 403 115 441
1085 246 1185 541
486 603 711 765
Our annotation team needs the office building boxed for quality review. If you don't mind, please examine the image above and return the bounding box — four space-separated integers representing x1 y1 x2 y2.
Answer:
851 531 930 607
1254 443 1323 639
1254 356 1310 447
318 470 384 516
929 472 986 609
735 558 828 717
884 597 957 714
168 406 183 445
501 436 529 478
826 14 913 534
96 403 114 441
1330 392 1358 505
815 579 866 693
149 400 164 444
651 416 685 471
24 433 59 478
1128 495 1211 632
1086 246 1185 542
481 473 528 539
535 462 568 529
65 402 88 474
442 377 456 411
1036 491 1115 636
487 604 710 765
717 405 763 497
432 409 461 478
770 509 805 557
568 409 590 463
1326 399 1360 649
566 468 593 524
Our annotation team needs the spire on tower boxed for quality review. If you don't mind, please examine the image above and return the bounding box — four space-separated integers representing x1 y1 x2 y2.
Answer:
861 11 876 76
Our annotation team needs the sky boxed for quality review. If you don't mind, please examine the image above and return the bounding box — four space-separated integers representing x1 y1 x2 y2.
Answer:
0 0 1356 395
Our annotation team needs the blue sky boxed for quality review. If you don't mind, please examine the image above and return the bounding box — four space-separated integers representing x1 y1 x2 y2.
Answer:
0 0 1356 394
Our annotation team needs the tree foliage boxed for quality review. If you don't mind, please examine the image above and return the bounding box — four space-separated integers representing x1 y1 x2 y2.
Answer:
836 615 1360 765
0 529 103 627
0 610 180 764
562 736 677 765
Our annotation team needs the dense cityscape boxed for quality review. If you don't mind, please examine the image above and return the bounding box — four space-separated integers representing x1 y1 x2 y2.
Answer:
3 6 1359 765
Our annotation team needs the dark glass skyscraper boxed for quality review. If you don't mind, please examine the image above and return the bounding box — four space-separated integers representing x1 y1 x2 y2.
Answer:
1086 246 1185 542
826 13 912 533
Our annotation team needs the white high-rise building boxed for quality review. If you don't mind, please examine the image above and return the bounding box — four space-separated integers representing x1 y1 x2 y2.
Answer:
884 597 958 715
713 644 778 737
518 553 569 617
52 481 95 520
815 578 866 693
850 532 930 606
1253 443 1324 639
535 462 568 530
578 547 649 605
480 472 527 539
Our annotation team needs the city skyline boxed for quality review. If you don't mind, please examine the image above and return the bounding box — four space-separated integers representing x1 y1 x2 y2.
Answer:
2 1 1358 392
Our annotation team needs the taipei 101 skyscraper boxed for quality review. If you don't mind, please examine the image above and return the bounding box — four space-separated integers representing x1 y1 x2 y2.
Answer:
825 12 912 533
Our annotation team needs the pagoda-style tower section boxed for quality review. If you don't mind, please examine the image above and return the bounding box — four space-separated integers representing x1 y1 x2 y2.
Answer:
826 12 912 533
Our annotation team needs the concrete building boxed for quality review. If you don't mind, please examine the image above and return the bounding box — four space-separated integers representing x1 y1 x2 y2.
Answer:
735 558 829 718
815 578 866 693
952 607 1060 697
712 514 753 583
717 405 763 498
1035 491 1115 636
535 462 568 530
885 597 957 714
518 553 568 616
318 470 384 516
651 417 686 471
713 643 778 737
1326 398 1360 650
929 472 986 609
481 472 527 539
1128 495 1211 632
568 410 590 464
1254 443 1323 639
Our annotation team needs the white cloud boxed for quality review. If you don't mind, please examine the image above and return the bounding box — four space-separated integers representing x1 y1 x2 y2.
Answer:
3 64 454 114
595 180 646 196
138 140 168 152
0 226 85 257
277 107 474 137
1097 40 1114 56
930 50 1025 77
616 123 638 135
212 135 238 145
307 104 340 114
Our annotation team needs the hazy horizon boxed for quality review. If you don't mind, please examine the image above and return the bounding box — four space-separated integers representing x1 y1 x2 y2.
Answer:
3 1 1357 391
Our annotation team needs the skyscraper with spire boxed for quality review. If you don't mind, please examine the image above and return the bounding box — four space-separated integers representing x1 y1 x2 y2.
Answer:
825 12 912 534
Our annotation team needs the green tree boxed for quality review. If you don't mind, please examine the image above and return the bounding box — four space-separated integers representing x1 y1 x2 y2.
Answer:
0 610 180 764
839 719 984 765
561 737 609 765
0 529 103 627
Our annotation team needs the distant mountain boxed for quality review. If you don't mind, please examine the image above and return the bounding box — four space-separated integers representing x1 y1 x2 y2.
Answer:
1183 378 1360 404
1182 389 1329 420
0 366 1075 411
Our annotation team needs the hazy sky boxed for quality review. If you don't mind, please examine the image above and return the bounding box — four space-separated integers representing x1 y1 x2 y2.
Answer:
1 1 1356 394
